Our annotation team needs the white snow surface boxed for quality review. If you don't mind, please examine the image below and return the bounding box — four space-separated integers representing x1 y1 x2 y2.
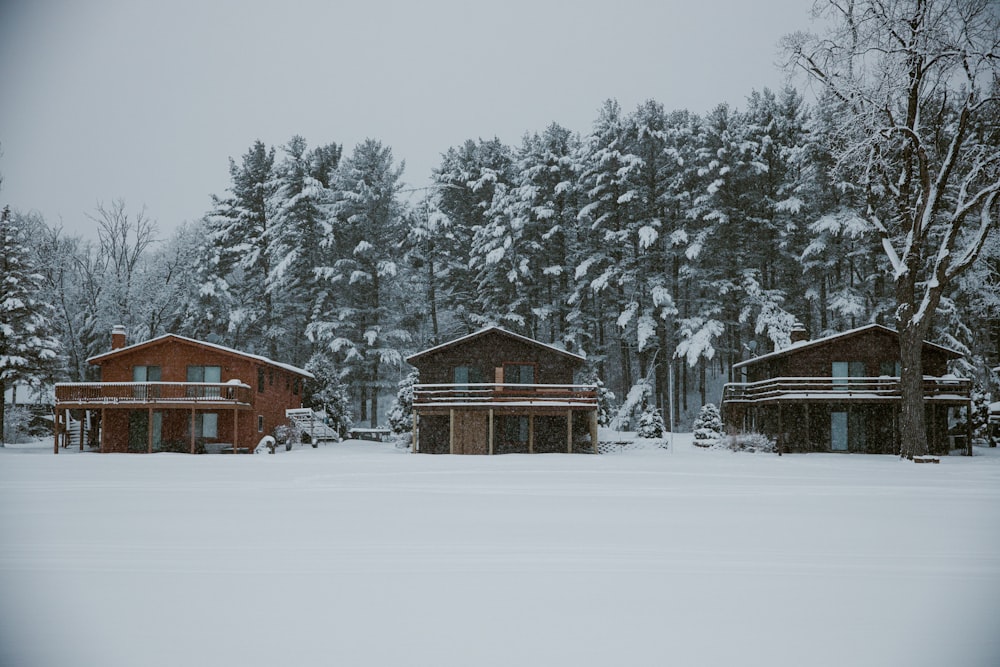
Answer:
2 438 1000 667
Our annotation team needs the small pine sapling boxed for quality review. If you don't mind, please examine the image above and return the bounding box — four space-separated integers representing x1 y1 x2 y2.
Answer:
692 404 724 448
637 408 665 439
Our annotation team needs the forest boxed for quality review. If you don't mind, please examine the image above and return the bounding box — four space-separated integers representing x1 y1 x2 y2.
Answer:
3 2 999 438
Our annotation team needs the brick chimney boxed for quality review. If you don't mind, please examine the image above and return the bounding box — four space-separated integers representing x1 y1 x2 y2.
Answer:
790 322 809 344
111 325 127 350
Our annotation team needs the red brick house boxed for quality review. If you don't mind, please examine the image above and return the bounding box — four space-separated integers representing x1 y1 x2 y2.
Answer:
407 327 599 454
721 324 972 454
53 327 312 453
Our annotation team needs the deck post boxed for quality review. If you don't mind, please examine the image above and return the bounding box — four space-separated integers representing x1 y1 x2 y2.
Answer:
966 401 973 456
528 413 534 454
80 412 86 451
449 409 455 455
804 404 810 451
233 409 239 454
411 412 418 454
777 404 783 455
147 407 153 453
53 407 60 455
488 408 494 455
566 409 573 453
82 410 89 451
190 408 196 454
590 410 599 454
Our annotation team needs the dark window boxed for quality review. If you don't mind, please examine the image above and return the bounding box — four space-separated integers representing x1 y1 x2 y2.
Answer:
293 379 300 395
269 369 273 386
258 415 264 433
503 363 536 385
453 366 483 388
879 360 901 376
505 416 529 443
132 366 161 382
186 366 221 383
258 368 265 393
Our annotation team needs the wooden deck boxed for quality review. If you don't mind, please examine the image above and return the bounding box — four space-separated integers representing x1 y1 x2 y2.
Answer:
54 382 253 409
722 376 971 405
412 383 598 413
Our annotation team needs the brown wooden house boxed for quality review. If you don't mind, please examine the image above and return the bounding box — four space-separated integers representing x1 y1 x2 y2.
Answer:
407 327 599 454
53 327 312 454
721 324 972 455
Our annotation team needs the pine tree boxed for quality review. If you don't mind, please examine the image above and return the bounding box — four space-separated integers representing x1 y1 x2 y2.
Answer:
692 403 724 447
0 206 62 444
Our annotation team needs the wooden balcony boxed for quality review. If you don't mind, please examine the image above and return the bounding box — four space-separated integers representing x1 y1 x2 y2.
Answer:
722 376 971 405
413 383 598 411
54 382 253 409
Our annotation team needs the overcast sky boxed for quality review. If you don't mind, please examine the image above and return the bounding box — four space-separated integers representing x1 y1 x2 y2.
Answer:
0 0 814 239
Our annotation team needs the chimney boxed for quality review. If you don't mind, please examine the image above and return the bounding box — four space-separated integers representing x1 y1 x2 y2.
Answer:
790 322 809 344
111 325 127 350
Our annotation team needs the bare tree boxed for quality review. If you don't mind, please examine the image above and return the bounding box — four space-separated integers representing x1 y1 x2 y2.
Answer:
785 0 1000 457
88 199 158 335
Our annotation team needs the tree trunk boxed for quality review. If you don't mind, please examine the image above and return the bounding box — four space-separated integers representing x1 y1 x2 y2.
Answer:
898 323 928 459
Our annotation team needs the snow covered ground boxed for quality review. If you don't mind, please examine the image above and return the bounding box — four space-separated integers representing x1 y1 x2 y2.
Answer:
2 436 999 667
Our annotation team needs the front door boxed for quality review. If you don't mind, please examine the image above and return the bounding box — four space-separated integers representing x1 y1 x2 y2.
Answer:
453 410 489 455
831 411 848 451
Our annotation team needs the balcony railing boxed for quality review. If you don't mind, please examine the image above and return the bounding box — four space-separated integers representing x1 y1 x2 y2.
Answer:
413 383 598 409
722 376 971 404
54 382 253 406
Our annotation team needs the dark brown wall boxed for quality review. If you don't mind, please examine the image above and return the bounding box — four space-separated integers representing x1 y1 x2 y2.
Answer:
745 329 953 382
94 338 305 450
411 330 581 385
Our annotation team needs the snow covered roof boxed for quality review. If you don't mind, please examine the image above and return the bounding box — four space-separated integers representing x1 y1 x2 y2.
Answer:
87 334 314 379
406 326 585 365
733 324 963 370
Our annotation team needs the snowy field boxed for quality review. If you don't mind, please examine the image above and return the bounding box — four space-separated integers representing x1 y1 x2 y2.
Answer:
2 437 999 667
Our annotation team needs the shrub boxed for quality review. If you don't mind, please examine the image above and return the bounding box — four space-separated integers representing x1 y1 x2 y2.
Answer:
692 404 723 448
721 432 776 453
637 408 665 438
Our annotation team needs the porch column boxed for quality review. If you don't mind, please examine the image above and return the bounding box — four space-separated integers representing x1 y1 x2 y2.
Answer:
566 409 573 453
966 401 973 456
233 409 239 454
449 409 455 455
411 412 418 454
53 407 60 455
777 404 783 455
804 404 810 451
82 410 89 451
528 413 534 454
64 409 70 449
589 410 599 455
190 408 196 454
488 408 494 455
99 409 105 453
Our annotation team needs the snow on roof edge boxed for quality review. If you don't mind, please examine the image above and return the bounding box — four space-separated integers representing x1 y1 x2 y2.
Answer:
733 323 964 369
87 333 314 379
406 326 586 364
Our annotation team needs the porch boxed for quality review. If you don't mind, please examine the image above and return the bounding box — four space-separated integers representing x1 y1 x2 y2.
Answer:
411 383 599 454
53 382 254 454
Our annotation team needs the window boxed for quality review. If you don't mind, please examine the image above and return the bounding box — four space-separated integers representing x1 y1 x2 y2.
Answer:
258 368 265 393
832 361 864 390
879 360 901 377
505 416 529 443
195 413 218 438
186 366 221 383
453 366 483 388
503 363 536 385
132 366 161 382
293 378 300 395
258 415 264 433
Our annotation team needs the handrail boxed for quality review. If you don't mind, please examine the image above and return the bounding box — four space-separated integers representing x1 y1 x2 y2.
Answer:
722 376 971 403
414 383 598 407
55 381 253 405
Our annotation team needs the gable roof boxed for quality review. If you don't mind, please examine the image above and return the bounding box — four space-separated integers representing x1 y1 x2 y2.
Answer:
733 323 963 370
87 334 314 379
406 326 586 365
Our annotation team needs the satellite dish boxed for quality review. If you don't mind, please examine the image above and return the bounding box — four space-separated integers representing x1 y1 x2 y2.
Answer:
206 333 222 344
746 340 758 352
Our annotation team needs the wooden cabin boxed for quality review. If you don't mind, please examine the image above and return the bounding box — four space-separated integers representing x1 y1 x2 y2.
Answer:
407 327 599 454
53 327 312 453
721 324 972 455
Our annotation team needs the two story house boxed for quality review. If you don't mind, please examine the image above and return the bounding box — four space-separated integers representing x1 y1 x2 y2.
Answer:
407 327 598 454
721 324 972 454
53 327 312 453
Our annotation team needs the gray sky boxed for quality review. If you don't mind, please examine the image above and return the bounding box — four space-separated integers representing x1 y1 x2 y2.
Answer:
0 0 813 238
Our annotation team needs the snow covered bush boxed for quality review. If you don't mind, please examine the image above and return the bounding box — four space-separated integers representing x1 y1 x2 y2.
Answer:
2 406 32 444
273 422 304 450
612 379 654 431
388 370 418 434
583 373 616 427
637 408 665 438
692 404 724 447
722 432 776 453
